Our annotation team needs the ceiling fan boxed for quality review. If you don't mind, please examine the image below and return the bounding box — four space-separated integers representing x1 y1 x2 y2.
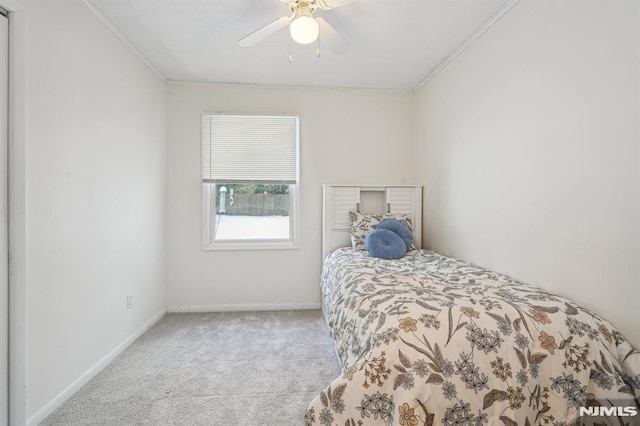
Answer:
238 0 354 54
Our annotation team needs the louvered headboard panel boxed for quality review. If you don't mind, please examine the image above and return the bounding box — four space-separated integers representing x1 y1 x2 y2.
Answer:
331 186 358 230
322 185 423 262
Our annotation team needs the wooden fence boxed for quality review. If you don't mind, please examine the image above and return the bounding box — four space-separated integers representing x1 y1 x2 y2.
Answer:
224 193 289 216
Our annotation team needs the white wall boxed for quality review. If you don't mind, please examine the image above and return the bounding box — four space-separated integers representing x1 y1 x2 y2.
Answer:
414 0 640 346
165 83 414 309
23 0 166 421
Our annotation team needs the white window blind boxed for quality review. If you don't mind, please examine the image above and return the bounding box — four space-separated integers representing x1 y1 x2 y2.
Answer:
202 114 298 183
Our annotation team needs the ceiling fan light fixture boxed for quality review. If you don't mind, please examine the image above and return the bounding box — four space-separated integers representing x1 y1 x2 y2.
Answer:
289 14 319 45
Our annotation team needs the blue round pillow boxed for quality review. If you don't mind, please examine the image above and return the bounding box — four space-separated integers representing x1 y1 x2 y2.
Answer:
365 229 407 259
377 219 413 250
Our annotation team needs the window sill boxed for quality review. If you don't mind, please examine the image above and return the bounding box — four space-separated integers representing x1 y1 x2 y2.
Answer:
202 240 299 251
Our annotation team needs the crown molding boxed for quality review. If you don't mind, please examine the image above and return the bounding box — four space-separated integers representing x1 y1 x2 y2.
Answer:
414 0 521 92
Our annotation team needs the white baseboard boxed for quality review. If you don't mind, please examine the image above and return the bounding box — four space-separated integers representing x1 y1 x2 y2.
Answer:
166 302 321 313
27 309 166 426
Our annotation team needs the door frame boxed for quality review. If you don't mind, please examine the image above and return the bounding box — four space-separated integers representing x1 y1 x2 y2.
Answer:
0 1 25 425
0 10 7 426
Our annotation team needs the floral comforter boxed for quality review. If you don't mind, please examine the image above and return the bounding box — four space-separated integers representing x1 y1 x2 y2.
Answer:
306 248 640 426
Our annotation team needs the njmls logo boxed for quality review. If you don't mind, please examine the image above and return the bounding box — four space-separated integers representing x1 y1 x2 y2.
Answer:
579 406 639 417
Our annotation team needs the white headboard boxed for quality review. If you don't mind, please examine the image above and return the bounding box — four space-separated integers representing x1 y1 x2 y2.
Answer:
322 185 423 261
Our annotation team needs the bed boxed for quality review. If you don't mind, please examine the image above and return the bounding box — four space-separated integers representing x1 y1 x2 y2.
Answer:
306 186 640 426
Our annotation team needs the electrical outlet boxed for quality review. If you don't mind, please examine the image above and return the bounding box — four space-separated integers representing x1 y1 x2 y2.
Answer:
126 295 133 309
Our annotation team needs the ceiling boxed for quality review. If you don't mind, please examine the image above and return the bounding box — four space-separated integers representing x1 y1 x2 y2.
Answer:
86 0 516 91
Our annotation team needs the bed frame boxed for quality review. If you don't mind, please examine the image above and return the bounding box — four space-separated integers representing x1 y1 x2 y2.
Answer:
321 184 423 261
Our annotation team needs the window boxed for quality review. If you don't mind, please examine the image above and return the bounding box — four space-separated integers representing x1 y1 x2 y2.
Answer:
202 113 299 250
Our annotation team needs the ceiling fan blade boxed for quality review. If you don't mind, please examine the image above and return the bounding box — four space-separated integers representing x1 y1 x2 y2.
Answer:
239 16 291 47
316 0 358 10
316 17 349 54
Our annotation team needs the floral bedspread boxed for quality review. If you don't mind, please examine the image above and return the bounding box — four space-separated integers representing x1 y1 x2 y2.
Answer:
305 248 640 426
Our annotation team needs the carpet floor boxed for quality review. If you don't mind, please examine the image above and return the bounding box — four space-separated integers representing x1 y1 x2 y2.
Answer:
41 310 341 425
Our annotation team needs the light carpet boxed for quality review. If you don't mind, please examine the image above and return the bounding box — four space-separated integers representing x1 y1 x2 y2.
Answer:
41 310 340 425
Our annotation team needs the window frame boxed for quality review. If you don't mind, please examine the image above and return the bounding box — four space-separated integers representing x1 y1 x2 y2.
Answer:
201 113 300 251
